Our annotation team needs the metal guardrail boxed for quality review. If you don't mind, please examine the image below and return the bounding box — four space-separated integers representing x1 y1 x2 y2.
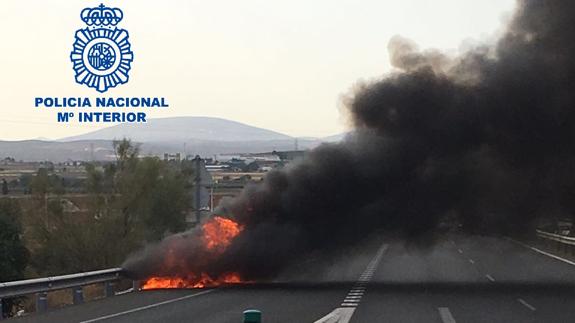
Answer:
0 268 127 320
536 229 575 246
0 268 123 299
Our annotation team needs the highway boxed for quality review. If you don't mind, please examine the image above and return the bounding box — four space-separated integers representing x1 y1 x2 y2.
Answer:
11 235 575 323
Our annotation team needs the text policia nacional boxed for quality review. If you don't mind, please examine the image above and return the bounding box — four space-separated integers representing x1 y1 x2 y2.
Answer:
35 97 169 123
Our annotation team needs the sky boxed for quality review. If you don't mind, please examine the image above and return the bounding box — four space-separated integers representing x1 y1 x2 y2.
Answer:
0 0 516 141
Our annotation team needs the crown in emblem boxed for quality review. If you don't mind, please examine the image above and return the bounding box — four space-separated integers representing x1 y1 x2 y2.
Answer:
81 4 124 27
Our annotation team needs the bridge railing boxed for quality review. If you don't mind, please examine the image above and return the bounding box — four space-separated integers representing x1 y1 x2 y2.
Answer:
536 229 575 255
0 268 134 320
536 229 575 245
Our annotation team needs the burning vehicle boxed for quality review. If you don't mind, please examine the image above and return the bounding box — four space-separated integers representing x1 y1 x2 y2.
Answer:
124 0 575 289
140 217 244 289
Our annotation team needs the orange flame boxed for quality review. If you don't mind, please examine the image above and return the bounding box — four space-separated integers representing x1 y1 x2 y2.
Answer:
203 216 243 251
142 272 242 289
142 216 244 290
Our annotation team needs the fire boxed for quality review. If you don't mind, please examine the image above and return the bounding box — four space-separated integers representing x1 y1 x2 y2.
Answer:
142 216 244 290
202 216 243 251
142 272 242 289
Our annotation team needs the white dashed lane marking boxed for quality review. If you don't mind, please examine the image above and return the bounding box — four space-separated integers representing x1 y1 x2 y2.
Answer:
438 307 457 323
517 298 536 311
314 243 389 323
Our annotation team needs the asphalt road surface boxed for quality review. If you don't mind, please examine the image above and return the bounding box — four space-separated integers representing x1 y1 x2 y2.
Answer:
11 235 575 323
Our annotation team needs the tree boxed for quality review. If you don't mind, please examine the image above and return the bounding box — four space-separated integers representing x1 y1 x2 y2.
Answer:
29 198 119 274
112 147 189 241
0 199 28 280
18 175 33 194
110 139 188 241
113 138 139 172
141 159 188 240
30 168 50 196
2 179 8 195
28 139 191 276
0 198 28 317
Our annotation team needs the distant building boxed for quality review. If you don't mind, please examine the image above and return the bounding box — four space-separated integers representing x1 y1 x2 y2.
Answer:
164 153 181 162
195 150 308 213
205 164 231 172
273 150 307 162
0 160 54 194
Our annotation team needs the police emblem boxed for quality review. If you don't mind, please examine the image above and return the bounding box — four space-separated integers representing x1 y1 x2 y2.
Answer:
70 4 134 93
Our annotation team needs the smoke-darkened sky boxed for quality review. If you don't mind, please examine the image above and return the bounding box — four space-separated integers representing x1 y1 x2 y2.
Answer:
124 0 575 282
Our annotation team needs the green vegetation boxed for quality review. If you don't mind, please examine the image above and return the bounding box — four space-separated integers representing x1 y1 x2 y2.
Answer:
1 179 8 195
0 198 28 281
18 139 192 276
0 198 29 318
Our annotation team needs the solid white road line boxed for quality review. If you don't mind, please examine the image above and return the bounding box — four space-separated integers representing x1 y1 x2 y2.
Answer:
314 308 356 323
79 289 215 323
485 274 495 282
507 238 575 267
517 298 536 311
438 307 457 323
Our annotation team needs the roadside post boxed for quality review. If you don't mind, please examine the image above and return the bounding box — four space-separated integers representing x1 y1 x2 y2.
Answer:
73 287 84 305
132 280 141 292
243 309 262 323
104 281 115 297
36 292 48 313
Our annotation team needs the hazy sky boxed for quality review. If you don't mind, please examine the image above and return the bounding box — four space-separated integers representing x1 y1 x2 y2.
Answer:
0 0 516 140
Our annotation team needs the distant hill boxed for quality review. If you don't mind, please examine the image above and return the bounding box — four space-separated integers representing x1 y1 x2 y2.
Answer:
321 132 349 142
0 140 116 162
0 117 347 162
0 139 324 162
60 117 293 142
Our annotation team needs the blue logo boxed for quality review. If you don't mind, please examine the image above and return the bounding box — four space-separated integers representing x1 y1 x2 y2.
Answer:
70 4 134 93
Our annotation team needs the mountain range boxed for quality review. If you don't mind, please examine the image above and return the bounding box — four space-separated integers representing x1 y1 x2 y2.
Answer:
60 117 293 142
0 117 346 162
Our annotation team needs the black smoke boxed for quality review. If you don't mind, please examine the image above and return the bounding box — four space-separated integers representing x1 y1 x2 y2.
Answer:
124 0 575 281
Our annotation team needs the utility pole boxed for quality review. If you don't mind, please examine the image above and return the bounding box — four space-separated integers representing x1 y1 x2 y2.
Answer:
210 184 214 212
193 155 202 224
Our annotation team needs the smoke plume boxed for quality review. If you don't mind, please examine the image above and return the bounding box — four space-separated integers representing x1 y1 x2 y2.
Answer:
124 1 575 281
